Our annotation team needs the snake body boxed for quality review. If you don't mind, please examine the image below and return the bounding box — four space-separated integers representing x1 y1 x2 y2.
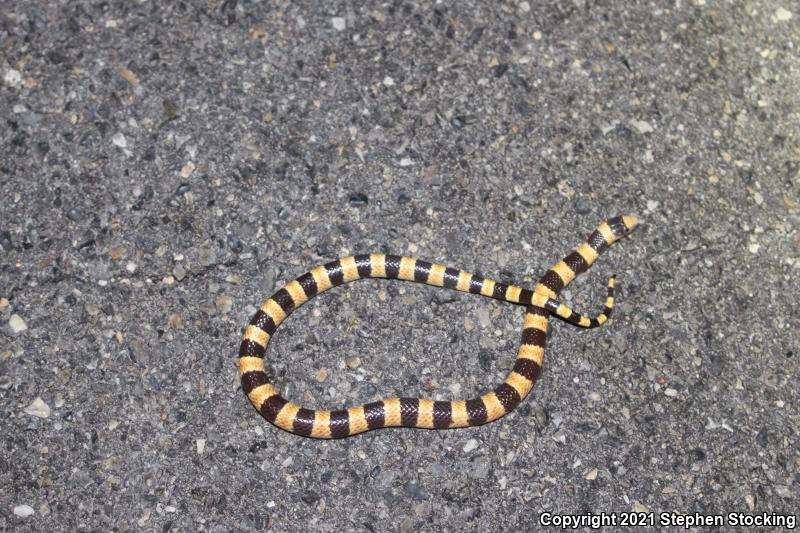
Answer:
239 215 638 438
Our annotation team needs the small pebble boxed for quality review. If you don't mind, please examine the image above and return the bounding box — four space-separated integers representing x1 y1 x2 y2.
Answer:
173 265 187 281
180 162 195 178
125 262 138 273
463 439 478 452
349 193 368 206
66 207 82 221
214 295 233 314
464 317 475 332
346 356 361 369
575 198 591 214
196 438 206 454
0 231 12 251
4 68 23 88
198 247 217 267
468 459 490 480
168 314 183 330
108 245 126 260
13 505 35 518
476 308 491 328
8 314 27 335
112 132 127 148
775 7 793 21
117 66 140 87
0 298 8 310
79 239 96 257
630 120 654 134
331 17 346 31
176 183 191 196
24 397 51 418
745 494 756 511
314 368 329 383
163 98 179 120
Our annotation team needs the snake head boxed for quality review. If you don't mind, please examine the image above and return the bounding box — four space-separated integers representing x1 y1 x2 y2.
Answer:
608 215 639 239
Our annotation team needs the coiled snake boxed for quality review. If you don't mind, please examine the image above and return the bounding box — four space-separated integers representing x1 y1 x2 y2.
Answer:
239 215 638 438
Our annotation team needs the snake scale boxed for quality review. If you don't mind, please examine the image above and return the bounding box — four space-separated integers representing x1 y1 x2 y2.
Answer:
239 215 638 438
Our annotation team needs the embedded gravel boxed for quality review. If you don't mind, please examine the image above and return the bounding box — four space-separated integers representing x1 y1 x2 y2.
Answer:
1 1 798 531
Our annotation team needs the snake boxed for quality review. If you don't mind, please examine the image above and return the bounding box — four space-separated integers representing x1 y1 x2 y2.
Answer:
239 215 638 438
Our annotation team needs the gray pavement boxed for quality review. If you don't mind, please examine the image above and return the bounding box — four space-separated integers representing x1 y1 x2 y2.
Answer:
1 1 798 531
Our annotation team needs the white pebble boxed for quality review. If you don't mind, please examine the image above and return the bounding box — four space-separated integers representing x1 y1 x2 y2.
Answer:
24 397 51 418
112 132 127 148
382 76 395 86
13 505 35 518
196 438 206 454
126 261 138 273
519 1 531 12
753 191 763 205
646 200 659 212
775 7 793 21
3 68 23 88
749 243 760 254
331 17 346 31
476 308 491 328
463 439 479 452
180 161 195 178
8 314 27 334
664 388 678 397
630 119 654 134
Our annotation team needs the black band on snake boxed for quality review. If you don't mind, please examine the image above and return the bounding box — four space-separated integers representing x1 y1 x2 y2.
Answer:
239 215 638 438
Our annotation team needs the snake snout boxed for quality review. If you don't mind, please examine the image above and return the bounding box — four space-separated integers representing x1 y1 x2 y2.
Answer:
609 214 639 239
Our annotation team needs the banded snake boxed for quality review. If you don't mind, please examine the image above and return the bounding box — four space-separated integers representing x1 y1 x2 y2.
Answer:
239 215 638 438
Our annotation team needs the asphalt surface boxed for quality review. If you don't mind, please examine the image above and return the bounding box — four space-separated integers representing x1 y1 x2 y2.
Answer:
2 1 798 531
